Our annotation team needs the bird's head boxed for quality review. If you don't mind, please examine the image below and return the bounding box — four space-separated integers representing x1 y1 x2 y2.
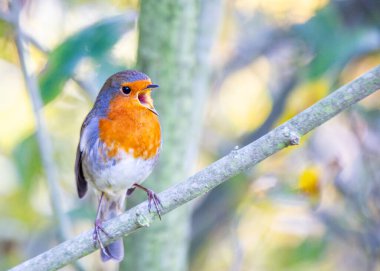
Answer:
96 70 159 116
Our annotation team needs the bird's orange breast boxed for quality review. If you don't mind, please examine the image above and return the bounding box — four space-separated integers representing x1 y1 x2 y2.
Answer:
98 95 161 160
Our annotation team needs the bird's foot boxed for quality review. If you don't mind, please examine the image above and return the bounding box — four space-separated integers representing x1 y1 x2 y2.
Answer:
132 184 164 219
146 189 164 219
93 219 111 258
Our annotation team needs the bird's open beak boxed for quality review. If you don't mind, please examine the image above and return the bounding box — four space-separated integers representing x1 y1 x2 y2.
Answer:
139 85 159 116
144 84 159 115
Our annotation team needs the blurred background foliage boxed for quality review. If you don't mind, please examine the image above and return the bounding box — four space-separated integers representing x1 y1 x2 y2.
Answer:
0 0 380 270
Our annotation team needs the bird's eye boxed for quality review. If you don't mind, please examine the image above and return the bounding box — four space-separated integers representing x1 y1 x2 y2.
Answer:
121 86 131 95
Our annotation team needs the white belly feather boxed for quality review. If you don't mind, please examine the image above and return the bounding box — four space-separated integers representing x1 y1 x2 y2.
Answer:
82 140 159 196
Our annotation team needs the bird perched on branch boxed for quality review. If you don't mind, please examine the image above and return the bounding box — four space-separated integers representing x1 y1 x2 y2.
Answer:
75 70 162 262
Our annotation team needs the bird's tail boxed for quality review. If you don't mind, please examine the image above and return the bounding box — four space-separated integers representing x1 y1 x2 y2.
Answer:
99 193 125 262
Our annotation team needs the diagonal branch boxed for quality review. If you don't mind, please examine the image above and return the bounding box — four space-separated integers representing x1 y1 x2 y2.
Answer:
9 65 380 271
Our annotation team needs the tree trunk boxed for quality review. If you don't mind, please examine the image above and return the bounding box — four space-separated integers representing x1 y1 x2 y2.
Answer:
122 0 223 270
122 1 196 270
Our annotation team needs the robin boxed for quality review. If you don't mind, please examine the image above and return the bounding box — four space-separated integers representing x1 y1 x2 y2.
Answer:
75 70 162 262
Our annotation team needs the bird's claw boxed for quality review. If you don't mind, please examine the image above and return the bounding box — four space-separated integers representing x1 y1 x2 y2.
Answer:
93 219 111 258
130 184 164 219
146 189 164 220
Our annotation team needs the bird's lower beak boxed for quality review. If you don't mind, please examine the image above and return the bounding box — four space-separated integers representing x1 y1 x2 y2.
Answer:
148 107 159 116
138 91 159 116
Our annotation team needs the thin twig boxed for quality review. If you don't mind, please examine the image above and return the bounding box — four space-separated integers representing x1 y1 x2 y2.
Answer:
8 65 380 271
12 0 70 243
10 6 87 271
10 3 86 271
23 32 50 54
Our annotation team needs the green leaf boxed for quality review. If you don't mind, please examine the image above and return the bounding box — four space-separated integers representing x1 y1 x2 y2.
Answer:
39 14 135 104
294 6 378 79
274 238 326 268
12 134 42 194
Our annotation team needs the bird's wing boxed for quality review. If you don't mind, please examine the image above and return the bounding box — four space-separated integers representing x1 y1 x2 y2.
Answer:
75 144 87 198
75 113 99 198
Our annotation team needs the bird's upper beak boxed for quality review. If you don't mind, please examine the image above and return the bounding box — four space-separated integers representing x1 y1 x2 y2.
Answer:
145 84 159 90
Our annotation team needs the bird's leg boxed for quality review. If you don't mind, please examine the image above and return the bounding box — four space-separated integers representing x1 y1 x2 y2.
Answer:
93 192 111 258
132 183 163 219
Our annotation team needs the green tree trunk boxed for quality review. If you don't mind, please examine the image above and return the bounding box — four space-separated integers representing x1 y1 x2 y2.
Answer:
122 0 223 270
122 1 196 270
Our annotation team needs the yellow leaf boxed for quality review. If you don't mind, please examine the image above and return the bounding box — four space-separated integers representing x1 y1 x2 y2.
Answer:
298 166 320 198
